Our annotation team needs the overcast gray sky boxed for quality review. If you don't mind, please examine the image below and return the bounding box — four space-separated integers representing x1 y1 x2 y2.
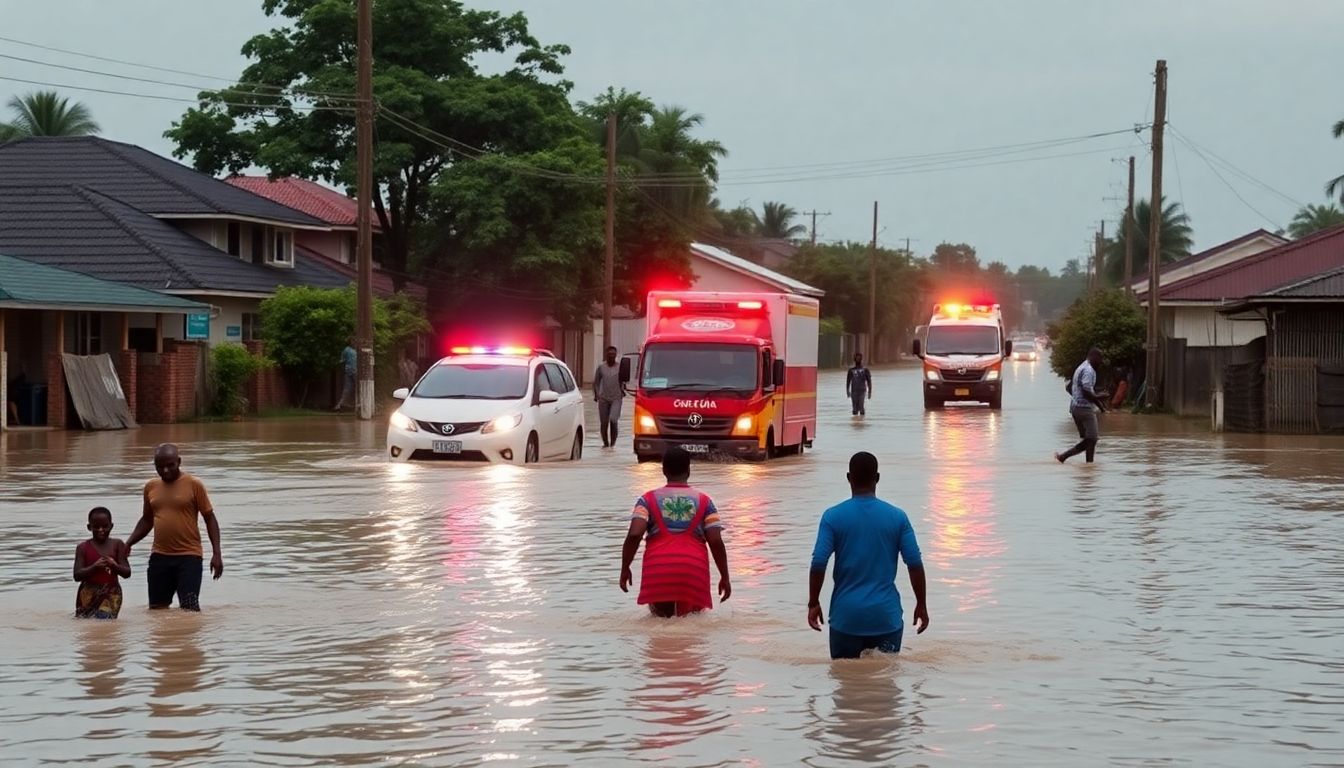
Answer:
3 0 1341 272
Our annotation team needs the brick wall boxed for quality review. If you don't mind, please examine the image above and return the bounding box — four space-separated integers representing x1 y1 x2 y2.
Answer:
137 340 203 424
46 353 66 429
117 350 138 421
244 341 288 413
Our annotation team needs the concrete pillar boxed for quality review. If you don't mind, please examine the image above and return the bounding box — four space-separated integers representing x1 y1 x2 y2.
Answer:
155 313 164 354
47 311 66 429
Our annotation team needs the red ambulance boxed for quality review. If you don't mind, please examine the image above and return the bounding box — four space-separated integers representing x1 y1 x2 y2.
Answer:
621 291 819 462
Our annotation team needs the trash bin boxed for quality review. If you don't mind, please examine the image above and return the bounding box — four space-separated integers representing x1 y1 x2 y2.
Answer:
17 382 47 426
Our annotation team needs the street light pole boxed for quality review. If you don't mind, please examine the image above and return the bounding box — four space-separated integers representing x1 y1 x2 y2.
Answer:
355 0 375 420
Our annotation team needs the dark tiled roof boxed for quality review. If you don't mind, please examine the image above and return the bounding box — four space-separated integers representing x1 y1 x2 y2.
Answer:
0 253 208 312
295 244 424 300
1257 265 1344 299
0 185 350 295
1161 224 1344 302
0 137 325 227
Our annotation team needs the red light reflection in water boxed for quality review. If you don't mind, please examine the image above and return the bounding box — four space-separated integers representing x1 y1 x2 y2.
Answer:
923 409 1006 613
720 465 776 583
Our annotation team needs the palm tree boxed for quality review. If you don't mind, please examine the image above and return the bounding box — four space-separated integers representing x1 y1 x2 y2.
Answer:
636 105 727 218
1 91 100 139
1288 203 1344 239
1103 196 1194 286
757 201 805 239
1327 119 1344 204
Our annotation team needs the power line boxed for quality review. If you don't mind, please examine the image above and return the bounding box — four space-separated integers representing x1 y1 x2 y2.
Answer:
0 74 354 112
1168 125 1305 209
1169 131 1282 230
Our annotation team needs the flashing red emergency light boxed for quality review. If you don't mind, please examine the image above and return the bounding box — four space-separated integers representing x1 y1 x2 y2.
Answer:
449 345 533 356
656 299 683 309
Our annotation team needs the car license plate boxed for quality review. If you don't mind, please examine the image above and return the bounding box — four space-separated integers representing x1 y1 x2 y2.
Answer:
432 440 462 454
680 443 710 454
954 388 970 396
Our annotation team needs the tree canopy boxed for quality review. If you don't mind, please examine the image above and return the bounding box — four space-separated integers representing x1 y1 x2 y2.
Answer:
1103 196 1193 286
1287 203 1344 239
1 91 100 140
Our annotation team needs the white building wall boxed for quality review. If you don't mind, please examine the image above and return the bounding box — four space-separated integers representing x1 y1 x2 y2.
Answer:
1172 306 1265 348
689 258 781 293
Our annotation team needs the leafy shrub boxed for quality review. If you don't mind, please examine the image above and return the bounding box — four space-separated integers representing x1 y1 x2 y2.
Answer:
1048 289 1147 381
210 343 265 416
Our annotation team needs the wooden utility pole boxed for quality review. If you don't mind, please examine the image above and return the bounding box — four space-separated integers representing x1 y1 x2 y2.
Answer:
1093 221 1106 291
802 210 830 246
1125 155 1136 292
868 201 878 361
354 0 375 420
603 113 616 349
1145 60 1167 408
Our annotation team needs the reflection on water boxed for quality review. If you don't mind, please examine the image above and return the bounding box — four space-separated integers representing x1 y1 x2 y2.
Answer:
3 367 1344 766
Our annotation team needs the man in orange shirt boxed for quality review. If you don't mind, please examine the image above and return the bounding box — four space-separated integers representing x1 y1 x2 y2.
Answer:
126 444 223 611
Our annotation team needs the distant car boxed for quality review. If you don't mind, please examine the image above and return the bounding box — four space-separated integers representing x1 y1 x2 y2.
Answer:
385 346 585 464
1012 340 1040 361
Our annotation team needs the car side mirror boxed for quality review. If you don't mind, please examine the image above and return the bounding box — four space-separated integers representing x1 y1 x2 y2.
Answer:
618 356 631 383
912 339 923 358
1004 340 1013 356
538 389 560 405
773 359 786 387
392 387 409 401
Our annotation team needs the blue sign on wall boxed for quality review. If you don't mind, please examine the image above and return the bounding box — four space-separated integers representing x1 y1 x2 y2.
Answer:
185 313 210 340
226 325 242 338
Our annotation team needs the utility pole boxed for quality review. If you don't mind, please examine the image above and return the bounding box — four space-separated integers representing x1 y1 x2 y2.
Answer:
1125 155 1136 293
1146 60 1167 408
1093 221 1106 292
868 201 878 361
603 113 616 350
802 210 830 246
354 0 374 421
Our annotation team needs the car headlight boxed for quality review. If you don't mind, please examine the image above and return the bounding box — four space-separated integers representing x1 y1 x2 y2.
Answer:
389 410 417 432
732 414 755 436
481 413 523 434
924 368 940 381
986 368 1001 381
635 406 658 434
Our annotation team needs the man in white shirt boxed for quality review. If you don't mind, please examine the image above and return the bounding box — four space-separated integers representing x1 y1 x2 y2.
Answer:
1056 347 1108 464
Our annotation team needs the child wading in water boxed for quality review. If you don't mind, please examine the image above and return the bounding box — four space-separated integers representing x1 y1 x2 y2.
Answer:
73 507 130 619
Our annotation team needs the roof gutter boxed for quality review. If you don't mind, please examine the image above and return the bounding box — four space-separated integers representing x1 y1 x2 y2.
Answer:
0 300 207 314
150 213 331 232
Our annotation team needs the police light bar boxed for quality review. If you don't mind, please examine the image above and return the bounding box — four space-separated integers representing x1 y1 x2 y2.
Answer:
450 345 534 356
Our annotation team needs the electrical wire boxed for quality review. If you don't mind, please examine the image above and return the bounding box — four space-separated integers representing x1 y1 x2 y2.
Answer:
1169 125 1305 209
1169 131 1282 230
0 74 355 112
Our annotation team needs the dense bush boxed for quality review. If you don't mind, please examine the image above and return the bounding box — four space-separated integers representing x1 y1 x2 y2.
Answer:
1048 289 1146 381
259 286 431 406
210 343 265 417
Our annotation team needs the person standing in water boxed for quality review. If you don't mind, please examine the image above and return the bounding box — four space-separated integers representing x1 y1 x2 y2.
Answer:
1055 347 1109 464
73 507 131 619
593 346 625 448
846 353 873 416
126 444 223 611
808 452 928 659
619 448 731 617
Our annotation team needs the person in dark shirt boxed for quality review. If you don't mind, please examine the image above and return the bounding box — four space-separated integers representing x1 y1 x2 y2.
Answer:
845 353 873 416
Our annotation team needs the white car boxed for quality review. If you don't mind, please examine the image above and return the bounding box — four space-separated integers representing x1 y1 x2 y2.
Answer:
1012 340 1040 361
386 347 585 464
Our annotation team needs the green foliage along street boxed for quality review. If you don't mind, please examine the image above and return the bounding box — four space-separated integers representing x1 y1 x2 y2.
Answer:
1047 290 1147 382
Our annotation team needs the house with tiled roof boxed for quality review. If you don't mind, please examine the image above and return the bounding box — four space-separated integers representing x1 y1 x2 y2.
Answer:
1139 224 1344 419
224 175 424 300
0 136 385 425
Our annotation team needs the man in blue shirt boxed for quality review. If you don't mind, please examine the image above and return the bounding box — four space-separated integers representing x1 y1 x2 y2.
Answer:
1055 346 1109 464
334 339 357 411
808 451 928 659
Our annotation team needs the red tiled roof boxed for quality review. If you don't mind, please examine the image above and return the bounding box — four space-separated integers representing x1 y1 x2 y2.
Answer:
295 244 425 300
225 175 379 230
1161 224 1344 302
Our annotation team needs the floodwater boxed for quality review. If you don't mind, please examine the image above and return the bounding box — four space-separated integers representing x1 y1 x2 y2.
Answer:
3 361 1343 767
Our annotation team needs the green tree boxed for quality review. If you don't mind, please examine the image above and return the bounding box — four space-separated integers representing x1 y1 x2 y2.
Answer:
1328 118 1344 204
757 201 804 239
1048 290 1146 381
930 242 980 273
166 0 573 289
708 198 759 239
1287 203 1344 238
1 91 100 139
259 286 429 405
786 242 921 353
1103 196 1193 286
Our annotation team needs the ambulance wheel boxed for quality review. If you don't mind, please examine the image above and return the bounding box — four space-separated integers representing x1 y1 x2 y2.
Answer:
765 428 776 460
988 395 1002 410
924 395 943 410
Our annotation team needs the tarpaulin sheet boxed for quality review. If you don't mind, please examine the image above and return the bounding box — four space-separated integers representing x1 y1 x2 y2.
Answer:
61 353 136 430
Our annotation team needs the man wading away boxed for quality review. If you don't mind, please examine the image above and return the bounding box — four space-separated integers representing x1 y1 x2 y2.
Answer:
127 444 223 611
846 353 873 416
620 448 731 617
593 346 625 448
808 452 928 659
1055 346 1109 464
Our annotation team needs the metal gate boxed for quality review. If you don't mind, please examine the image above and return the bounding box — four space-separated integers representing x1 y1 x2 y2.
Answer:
1265 358 1317 434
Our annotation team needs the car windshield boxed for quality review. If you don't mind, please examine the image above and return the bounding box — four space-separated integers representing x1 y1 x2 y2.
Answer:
413 363 529 400
1017 342 1037 351
640 343 757 394
926 326 1001 355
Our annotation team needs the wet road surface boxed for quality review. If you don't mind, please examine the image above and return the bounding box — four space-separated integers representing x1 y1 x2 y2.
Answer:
3 361 1343 766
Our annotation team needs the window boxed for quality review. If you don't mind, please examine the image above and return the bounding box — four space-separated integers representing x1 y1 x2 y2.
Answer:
556 365 577 393
75 312 103 355
545 363 575 393
412 363 529 400
226 222 241 256
241 313 262 342
270 229 294 266
638 342 758 395
250 225 265 264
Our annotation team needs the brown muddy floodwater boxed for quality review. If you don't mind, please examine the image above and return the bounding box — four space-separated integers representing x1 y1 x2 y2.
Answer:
2 363 1343 766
